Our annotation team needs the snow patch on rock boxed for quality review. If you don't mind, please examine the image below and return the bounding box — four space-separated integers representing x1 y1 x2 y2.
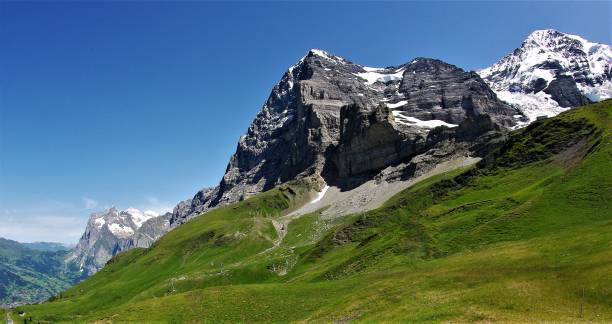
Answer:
108 223 134 237
310 185 329 204
494 90 569 123
94 217 105 228
578 80 612 102
125 208 158 228
355 68 405 85
386 100 408 109
392 111 458 129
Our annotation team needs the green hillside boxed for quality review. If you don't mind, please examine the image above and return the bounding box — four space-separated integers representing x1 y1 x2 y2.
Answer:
19 100 612 322
0 238 84 308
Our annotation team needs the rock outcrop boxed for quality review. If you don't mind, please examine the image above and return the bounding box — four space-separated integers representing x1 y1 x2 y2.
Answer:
543 75 592 107
170 50 522 226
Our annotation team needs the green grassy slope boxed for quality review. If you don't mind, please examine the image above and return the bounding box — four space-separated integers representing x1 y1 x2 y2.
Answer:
20 100 612 322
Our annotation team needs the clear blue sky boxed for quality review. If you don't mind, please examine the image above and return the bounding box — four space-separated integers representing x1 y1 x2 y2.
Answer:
1 1 610 243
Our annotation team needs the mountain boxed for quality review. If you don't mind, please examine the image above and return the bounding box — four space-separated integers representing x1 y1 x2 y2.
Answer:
169 50 524 226
21 242 71 253
0 238 84 308
69 207 170 275
16 100 612 322
62 49 526 278
480 29 611 122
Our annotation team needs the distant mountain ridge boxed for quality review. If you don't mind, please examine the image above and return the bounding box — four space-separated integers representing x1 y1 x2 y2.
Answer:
479 29 611 122
22 242 71 253
69 207 170 275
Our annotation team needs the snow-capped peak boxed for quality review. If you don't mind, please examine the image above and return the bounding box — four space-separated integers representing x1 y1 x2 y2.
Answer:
525 29 562 43
308 48 347 63
124 208 159 228
87 207 160 238
309 48 333 59
479 29 611 123
481 29 611 89
73 206 170 275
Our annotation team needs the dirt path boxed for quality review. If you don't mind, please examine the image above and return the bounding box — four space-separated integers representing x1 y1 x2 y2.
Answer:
263 213 300 253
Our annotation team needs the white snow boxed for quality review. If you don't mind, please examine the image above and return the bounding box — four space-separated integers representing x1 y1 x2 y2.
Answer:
386 100 408 109
309 49 348 63
310 185 329 204
108 223 134 237
94 217 105 228
531 68 556 83
479 29 611 126
494 90 569 123
355 68 405 85
480 30 611 92
391 111 458 129
565 34 612 76
125 207 158 228
310 49 332 59
578 80 612 102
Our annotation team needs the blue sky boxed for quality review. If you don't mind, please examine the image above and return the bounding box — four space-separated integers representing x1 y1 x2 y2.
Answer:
0 1 610 244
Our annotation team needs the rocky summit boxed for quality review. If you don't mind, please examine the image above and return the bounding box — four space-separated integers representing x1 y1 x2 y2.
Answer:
480 29 611 122
170 50 523 226
69 207 170 275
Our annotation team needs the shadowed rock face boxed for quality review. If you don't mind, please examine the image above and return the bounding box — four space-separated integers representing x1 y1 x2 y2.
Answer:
127 214 172 249
544 75 592 107
326 102 503 190
169 50 522 226
398 59 519 127
331 104 416 178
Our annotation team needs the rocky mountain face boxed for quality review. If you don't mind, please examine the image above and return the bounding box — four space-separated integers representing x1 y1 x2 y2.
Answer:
41 29 611 281
69 207 170 275
479 29 611 122
170 50 523 226
73 31 610 270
